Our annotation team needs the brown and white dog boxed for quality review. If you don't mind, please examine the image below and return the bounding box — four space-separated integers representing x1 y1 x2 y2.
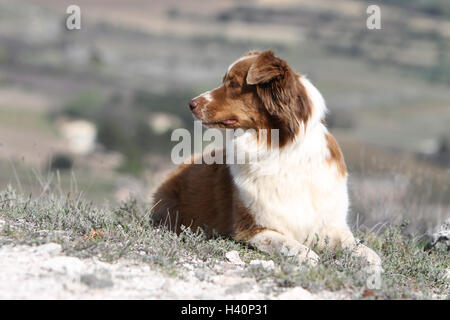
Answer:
152 50 381 266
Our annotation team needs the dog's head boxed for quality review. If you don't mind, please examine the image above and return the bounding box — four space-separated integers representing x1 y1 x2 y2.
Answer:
189 50 313 146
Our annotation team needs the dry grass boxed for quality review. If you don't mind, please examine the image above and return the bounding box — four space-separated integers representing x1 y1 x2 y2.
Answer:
0 184 448 299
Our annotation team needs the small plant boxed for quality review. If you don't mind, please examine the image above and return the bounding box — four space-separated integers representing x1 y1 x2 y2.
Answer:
49 153 74 171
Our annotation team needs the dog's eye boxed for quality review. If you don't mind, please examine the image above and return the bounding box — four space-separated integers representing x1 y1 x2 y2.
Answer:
228 81 240 88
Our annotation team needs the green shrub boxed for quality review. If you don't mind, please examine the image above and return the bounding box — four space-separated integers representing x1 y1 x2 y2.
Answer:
49 153 73 171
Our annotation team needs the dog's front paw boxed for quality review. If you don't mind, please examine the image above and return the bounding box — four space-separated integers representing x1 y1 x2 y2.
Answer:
353 244 382 267
299 248 320 266
248 230 320 267
281 243 320 266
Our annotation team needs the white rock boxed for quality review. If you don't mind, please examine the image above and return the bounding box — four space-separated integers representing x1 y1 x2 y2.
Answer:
183 263 194 271
211 274 255 288
41 256 85 280
250 259 275 270
33 243 62 256
277 287 314 300
148 112 182 134
59 119 97 155
225 251 244 265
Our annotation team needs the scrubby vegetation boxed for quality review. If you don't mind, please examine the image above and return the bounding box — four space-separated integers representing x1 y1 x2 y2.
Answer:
59 89 195 175
0 186 448 299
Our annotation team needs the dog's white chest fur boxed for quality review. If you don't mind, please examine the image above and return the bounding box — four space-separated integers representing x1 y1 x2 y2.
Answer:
229 124 349 244
229 76 350 245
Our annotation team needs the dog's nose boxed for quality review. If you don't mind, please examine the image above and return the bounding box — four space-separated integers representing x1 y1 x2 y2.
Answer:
189 99 198 111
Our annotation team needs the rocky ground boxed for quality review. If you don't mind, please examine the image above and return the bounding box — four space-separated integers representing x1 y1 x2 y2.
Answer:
0 188 448 300
0 229 347 299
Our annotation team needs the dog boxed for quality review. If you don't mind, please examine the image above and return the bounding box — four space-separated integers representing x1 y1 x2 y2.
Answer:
152 50 381 266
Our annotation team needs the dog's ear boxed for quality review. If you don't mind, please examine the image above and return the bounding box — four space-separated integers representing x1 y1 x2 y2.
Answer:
246 50 289 85
242 50 261 58
246 50 300 117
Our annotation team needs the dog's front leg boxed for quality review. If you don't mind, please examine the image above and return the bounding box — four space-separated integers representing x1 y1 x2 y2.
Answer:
248 229 319 266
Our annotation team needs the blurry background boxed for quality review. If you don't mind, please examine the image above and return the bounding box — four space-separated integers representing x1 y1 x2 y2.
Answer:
0 0 448 235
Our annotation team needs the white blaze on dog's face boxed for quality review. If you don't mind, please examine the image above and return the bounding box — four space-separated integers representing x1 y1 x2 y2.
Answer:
188 50 313 147
189 52 261 129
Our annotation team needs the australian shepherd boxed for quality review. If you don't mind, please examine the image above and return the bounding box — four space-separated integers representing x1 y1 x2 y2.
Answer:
152 50 381 266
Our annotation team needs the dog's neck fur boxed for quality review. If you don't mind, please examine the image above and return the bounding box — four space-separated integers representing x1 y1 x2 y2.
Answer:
228 77 349 243
229 76 329 172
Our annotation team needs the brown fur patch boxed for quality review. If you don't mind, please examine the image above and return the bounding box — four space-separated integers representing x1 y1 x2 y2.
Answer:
152 149 264 239
246 50 312 146
325 133 347 177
